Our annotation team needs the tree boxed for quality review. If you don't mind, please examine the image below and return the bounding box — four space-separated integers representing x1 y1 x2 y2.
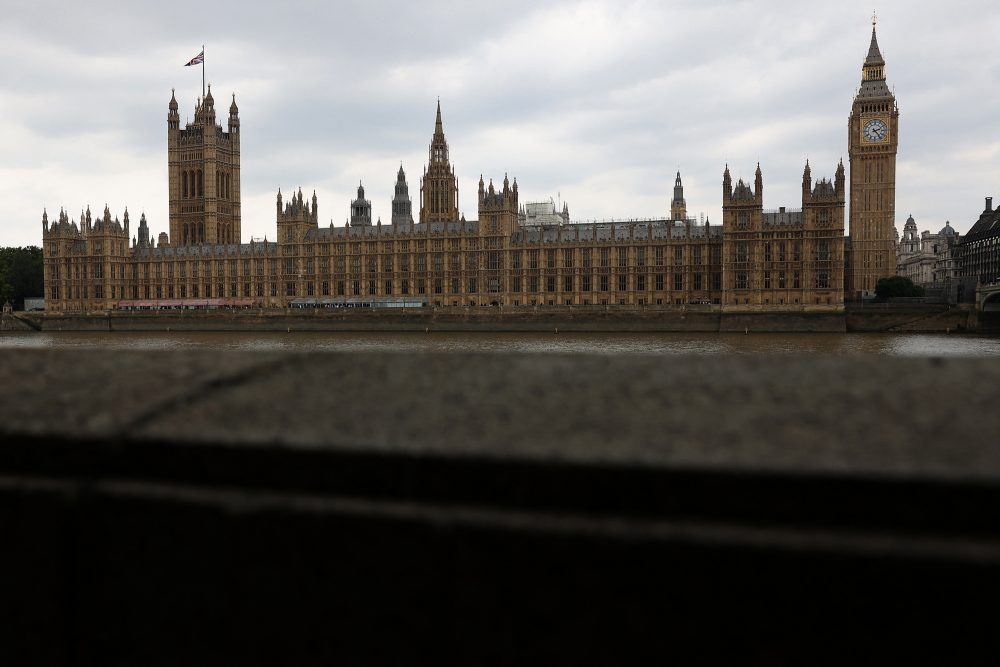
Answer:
875 275 925 300
0 246 44 310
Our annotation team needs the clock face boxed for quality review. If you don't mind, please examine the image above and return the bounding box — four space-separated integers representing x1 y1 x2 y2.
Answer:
863 118 888 143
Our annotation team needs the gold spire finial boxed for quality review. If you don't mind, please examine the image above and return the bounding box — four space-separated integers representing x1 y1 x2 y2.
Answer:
872 10 877 27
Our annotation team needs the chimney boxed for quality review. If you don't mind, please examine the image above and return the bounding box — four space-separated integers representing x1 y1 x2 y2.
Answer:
987 197 994 213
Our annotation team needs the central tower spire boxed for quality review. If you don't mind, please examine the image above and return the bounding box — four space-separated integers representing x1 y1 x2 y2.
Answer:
420 100 459 223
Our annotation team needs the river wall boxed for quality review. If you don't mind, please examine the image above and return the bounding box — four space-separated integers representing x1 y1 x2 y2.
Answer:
21 304 994 334
23 306 853 333
845 304 979 333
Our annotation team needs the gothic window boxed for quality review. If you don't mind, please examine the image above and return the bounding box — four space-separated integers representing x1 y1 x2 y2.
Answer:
564 276 573 292
600 248 610 268
735 272 749 289
636 275 646 291
617 248 627 267
618 275 627 291
694 273 702 290
674 273 684 291
737 212 749 230
183 172 189 198
736 243 749 263
674 246 683 264
547 250 556 269
636 248 645 267
655 246 664 267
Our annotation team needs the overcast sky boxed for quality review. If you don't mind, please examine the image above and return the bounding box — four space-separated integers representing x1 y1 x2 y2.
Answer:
3 0 1000 248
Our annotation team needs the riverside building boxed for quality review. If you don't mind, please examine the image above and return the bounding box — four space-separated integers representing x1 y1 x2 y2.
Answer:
40 99 845 312
47 24 924 314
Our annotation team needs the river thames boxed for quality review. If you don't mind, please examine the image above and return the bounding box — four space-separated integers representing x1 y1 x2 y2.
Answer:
2 331 999 356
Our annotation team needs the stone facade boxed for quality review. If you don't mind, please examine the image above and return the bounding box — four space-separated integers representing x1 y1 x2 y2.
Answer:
167 86 241 246
39 100 844 312
897 215 961 289
42 27 887 314
722 161 846 310
847 22 899 299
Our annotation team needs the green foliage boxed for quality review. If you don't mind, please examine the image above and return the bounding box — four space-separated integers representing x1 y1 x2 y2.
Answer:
875 275 925 299
0 246 44 310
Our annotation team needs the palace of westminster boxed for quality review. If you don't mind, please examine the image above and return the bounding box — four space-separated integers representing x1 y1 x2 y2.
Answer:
41 25 910 313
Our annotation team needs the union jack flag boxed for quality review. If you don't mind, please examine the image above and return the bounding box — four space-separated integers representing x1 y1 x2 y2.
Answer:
184 50 204 66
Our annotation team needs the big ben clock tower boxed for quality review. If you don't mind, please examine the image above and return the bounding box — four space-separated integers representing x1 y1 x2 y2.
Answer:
848 17 898 299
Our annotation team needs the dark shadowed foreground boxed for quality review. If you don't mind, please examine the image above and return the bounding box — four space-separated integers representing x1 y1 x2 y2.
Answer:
1 349 998 665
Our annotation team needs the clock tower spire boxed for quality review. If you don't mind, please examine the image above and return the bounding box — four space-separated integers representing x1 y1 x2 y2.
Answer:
847 17 898 299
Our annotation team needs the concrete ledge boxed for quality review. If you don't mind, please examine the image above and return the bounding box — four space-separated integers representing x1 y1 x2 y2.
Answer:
2 349 999 663
3 349 998 478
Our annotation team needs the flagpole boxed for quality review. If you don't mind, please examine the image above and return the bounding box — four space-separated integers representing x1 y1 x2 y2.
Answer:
202 44 206 98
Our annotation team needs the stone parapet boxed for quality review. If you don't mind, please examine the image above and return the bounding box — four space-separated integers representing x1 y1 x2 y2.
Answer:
1 350 999 663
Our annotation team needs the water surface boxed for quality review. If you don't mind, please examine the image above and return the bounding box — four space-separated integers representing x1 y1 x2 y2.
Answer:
2 331 999 356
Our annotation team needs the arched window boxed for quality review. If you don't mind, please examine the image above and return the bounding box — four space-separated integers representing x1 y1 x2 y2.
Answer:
198 170 204 197
183 172 189 198
183 223 189 245
199 222 205 243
